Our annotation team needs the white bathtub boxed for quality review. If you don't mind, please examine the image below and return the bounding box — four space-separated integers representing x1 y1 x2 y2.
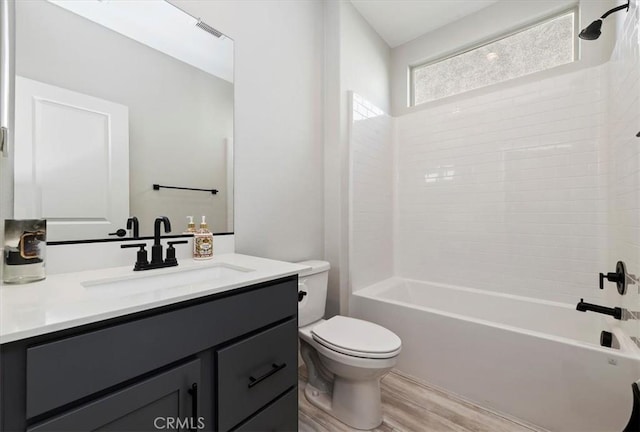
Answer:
351 278 640 432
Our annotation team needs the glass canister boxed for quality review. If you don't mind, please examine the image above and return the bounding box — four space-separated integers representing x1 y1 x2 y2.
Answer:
3 219 47 284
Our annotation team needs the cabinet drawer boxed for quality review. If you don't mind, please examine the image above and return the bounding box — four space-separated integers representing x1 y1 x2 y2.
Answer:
26 277 297 418
27 359 200 432
233 388 297 432
217 319 297 431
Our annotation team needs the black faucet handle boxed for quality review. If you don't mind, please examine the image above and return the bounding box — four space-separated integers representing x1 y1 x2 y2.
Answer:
121 243 149 271
599 273 607 289
120 243 147 249
165 240 187 266
599 261 627 294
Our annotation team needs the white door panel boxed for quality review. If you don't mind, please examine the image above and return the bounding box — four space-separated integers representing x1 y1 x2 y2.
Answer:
14 76 129 240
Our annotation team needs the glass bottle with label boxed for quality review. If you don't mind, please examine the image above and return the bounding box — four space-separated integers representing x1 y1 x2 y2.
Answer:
3 219 47 284
193 216 213 260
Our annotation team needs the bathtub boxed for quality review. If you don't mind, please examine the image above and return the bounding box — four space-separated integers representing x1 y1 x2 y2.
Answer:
351 278 640 432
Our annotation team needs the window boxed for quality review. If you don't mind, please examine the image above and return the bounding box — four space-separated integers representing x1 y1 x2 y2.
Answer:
411 10 576 106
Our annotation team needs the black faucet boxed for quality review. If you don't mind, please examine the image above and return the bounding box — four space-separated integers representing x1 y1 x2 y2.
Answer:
127 216 140 238
152 216 171 265
576 298 623 320
120 216 187 271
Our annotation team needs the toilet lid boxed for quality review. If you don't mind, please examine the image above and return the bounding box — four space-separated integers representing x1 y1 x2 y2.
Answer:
311 316 401 359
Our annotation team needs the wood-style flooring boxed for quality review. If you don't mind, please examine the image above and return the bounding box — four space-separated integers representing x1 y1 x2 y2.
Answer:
298 366 543 432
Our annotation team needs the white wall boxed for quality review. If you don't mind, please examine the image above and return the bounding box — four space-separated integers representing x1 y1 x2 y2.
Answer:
350 93 393 292
340 2 391 113
391 0 616 116
324 0 344 317
606 0 640 339
0 0 15 251
172 0 325 262
324 0 390 316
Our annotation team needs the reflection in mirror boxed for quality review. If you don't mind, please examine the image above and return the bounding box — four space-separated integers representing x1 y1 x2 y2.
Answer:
13 0 234 241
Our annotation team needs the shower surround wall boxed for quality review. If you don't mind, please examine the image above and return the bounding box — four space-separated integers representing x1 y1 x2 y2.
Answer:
349 93 394 291
395 67 610 304
350 4 640 312
608 0 640 339
347 4 640 429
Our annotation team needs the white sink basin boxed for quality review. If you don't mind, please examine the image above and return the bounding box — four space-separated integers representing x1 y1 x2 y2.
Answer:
81 263 253 296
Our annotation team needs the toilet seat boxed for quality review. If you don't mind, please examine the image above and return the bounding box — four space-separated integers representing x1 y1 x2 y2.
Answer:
311 316 401 359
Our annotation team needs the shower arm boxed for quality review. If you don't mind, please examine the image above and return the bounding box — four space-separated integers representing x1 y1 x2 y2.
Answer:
594 1 637 139
600 1 629 19
598 1 637 139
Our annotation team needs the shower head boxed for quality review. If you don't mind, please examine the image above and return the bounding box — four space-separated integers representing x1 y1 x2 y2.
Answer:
579 19 603 40
579 1 629 40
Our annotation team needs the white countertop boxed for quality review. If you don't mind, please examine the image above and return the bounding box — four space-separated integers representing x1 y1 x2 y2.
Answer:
0 254 309 344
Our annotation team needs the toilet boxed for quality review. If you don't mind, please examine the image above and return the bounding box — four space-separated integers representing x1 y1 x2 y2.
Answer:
297 260 401 430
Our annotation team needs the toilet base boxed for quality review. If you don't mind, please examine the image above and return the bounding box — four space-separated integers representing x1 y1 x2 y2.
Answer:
304 377 384 430
299 321 398 431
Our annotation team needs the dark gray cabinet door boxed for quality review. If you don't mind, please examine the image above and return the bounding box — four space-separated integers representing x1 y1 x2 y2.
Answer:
27 359 201 432
217 319 297 431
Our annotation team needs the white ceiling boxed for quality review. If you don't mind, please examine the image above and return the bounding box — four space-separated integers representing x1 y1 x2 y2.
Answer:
351 0 500 48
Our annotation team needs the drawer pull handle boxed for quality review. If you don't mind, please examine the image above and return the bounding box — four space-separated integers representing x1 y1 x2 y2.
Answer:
188 383 198 432
248 362 287 388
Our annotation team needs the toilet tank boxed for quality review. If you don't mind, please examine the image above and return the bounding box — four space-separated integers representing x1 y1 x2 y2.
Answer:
297 260 330 327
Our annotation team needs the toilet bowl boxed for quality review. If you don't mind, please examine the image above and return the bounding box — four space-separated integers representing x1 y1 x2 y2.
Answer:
297 261 401 430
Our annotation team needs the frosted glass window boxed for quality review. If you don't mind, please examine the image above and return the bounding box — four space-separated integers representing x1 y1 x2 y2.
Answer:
412 11 575 105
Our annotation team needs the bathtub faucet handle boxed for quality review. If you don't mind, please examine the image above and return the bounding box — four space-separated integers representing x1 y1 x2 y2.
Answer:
599 261 627 295
599 272 622 289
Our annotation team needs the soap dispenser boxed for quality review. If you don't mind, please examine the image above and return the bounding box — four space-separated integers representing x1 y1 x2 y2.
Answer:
193 216 213 260
183 216 197 234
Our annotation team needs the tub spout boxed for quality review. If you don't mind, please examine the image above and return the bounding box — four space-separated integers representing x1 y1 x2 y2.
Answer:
576 298 623 320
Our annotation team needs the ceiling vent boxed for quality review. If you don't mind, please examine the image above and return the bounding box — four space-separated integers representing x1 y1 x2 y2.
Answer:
196 19 223 38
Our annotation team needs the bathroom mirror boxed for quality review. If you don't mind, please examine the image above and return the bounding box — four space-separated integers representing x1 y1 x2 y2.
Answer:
12 0 234 241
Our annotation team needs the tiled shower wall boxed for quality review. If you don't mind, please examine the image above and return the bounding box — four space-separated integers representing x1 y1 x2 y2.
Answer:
350 93 394 291
395 67 610 304
608 1 640 337
350 6 640 308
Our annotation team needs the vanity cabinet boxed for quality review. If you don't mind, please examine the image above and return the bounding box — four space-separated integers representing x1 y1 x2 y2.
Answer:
0 275 298 432
27 359 201 432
